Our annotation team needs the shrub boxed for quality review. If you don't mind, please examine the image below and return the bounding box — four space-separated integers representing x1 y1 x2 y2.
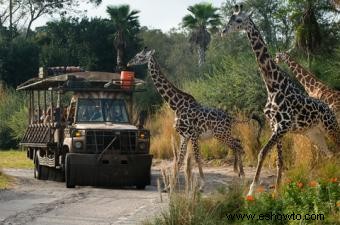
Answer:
0 87 27 149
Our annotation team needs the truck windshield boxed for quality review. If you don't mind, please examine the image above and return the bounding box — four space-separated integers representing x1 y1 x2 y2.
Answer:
76 99 129 123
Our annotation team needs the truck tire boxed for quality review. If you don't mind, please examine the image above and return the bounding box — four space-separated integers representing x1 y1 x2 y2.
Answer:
34 156 42 179
34 150 49 180
136 185 146 190
65 154 75 188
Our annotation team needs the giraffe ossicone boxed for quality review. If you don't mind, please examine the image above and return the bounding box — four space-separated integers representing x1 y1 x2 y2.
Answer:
128 47 254 191
222 4 340 196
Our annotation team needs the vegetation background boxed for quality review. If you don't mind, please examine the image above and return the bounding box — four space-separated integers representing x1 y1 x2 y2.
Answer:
0 0 339 171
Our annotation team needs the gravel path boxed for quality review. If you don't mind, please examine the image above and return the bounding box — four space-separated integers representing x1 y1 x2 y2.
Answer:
0 165 276 225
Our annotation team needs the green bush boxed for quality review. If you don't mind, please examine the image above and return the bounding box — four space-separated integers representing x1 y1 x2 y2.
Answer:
185 53 266 114
146 178 340 225
6 106 28 141
0 88 27 149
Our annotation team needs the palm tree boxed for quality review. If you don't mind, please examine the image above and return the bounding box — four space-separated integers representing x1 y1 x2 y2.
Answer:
106 5 140 72
182 3 221 67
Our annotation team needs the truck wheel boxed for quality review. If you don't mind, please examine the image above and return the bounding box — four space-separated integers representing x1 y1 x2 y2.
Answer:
136 185 146 190
34 157 42 179
65 154 75 188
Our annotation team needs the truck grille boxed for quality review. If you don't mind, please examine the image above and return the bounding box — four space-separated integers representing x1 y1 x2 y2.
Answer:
85 130 137 154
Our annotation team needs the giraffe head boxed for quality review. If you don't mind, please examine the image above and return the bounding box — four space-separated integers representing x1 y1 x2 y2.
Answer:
274 52 290 64
221 4 252 36
127 47 155 67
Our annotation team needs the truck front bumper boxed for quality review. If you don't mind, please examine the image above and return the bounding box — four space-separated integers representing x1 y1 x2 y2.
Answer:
66 153 153 187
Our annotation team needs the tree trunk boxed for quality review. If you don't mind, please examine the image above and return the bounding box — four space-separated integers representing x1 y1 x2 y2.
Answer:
9 0 12 39
26 19 34 39
197 46 205 67
116 45 125 72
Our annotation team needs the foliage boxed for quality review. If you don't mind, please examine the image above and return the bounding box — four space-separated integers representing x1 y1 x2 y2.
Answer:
0 36 39 86
286 0 340 54
106 4 141 71
134 28 198 110
146 176 340 225
185 50 266 114
0 87 27 148
36 17 116 71
0 0 102 39
6 106 28 141
182 3 221 67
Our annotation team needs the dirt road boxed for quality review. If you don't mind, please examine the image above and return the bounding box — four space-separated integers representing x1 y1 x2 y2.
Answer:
0 165 276 225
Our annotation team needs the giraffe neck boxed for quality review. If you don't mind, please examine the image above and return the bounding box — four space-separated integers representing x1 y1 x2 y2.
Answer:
245 19 285 93
147 56 197 110
282 55 327 98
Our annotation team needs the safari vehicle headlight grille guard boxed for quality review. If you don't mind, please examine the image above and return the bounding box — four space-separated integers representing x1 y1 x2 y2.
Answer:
84 130 146 154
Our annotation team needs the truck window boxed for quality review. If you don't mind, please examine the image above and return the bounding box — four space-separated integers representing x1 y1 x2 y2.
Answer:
76 99 129 123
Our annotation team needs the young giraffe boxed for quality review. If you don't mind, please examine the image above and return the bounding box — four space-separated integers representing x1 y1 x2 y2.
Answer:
222 5 340 196
127 48 248 190
275 52 340 114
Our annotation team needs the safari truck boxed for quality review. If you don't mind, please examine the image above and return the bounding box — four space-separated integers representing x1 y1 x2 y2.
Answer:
17 67 152 189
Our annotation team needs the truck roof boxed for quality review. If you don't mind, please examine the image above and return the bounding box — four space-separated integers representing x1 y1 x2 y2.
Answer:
16 71 145 92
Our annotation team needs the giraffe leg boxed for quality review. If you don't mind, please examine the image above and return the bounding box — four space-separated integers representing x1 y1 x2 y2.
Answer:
275 140 284 192
192 137 205 191
248 133 280 196
233 149 239 174
228 138 245 178
167 136 189 192
306 126 334 158
237 149 245 178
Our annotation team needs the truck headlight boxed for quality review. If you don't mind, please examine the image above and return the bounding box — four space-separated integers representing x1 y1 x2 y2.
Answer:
138 142 146 150
72 130 85 137
75 141 83 149
138 131 148 139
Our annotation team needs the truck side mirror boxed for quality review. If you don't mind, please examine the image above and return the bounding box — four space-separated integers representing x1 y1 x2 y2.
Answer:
138 110 147 129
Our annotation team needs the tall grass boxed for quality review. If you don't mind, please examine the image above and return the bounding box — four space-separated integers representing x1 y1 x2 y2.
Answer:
148 105 336 172
145 162 340 225
147 105 179 159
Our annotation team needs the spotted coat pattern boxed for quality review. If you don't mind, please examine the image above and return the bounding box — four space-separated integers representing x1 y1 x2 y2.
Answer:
222 5 340 196
127 49 246 188
275 52 340 114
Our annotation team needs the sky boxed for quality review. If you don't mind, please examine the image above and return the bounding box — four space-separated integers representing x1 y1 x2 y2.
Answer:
33 0 226 32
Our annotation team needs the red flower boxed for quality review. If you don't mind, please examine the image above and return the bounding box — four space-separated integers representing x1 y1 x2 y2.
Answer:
297 182 304 188
329 178 338 183
285 178 292 184
308 181 318 187
246 195 255 202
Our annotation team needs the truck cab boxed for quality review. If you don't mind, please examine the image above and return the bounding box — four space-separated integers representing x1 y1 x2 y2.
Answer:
17 67 152 189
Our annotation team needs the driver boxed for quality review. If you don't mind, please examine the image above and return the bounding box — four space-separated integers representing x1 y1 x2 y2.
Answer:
90 105 103 121
113 106 123 122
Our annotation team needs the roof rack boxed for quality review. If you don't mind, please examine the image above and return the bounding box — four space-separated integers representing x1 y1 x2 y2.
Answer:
17 71 145 92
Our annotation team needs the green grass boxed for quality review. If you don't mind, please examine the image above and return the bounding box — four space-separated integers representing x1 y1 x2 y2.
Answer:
0 149 33 169
145 162 340 225
0 170 12 189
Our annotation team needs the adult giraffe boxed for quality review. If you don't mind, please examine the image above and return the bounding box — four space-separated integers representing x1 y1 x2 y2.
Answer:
275 51 340 114
222 5 340 196
128 48 257 190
